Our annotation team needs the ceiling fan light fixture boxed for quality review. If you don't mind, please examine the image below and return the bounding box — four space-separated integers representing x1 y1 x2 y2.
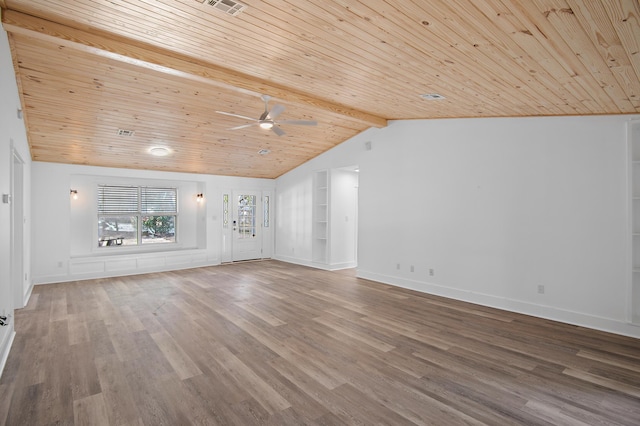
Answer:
259 121 274 129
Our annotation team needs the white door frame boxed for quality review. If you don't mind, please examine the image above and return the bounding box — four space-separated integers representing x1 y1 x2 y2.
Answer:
10 147 25 309
231 190 263 261
220 189 273 262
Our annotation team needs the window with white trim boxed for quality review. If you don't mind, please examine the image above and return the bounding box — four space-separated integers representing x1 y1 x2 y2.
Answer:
98 185 177 247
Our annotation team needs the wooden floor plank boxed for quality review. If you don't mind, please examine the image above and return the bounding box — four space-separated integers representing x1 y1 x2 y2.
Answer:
69 342 102 401
94 355 142 425
149 329 203 380
73 393 110 426
234 302 288 326
209 345 291 414
1 260 639 425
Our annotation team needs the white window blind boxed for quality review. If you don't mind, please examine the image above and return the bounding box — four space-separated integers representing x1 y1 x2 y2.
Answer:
141 187 177 214
98 185 139 214
98 185 178 214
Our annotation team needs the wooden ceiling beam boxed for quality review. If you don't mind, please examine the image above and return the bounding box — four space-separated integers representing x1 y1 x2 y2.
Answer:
1 9 387 128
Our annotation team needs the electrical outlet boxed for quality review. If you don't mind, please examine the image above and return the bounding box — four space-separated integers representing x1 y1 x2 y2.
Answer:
396 263 400 270
537 285 545 294
410 265 414 272
429 269 434 276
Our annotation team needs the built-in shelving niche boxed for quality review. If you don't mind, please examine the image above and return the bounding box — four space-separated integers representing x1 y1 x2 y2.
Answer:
313 170 329 264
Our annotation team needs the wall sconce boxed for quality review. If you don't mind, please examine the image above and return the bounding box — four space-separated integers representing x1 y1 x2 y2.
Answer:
70 189 78 200
196 193 204 203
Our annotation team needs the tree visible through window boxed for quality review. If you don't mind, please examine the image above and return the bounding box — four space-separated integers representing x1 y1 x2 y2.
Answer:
98 185 177 247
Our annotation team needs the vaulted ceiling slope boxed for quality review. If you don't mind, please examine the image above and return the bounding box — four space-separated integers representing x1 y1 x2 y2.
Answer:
2 0 639 178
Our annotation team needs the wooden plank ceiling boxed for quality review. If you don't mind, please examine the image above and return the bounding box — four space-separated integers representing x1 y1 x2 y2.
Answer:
2 0 639 178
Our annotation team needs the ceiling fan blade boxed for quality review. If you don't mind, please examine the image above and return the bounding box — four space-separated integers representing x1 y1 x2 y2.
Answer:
267 104 285 120
277 120 318 126
271 125 286 136
215 111 258 122
230 123 259 130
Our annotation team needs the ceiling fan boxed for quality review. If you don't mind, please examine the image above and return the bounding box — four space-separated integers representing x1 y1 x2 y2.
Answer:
215 95 317 136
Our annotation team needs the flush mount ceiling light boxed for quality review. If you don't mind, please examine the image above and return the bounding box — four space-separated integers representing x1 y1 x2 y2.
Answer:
149 146 170 157
420 93 446 100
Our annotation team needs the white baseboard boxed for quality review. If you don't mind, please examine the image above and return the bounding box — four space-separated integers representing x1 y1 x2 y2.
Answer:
273 255 354 271
273 255 320 269
327 261 357 270
23 281 34 307
357 270 640 339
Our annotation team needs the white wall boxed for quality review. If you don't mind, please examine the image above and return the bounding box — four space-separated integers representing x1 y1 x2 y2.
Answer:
277 115 640 338
0 28 32 372
32 162 275 283
275 128 376 268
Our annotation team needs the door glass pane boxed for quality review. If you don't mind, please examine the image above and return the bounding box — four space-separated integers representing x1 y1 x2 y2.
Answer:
237 195 256 239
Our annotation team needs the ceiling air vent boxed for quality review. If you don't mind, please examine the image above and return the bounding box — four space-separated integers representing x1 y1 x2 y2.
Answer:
117 129 135 136
205 0 247 16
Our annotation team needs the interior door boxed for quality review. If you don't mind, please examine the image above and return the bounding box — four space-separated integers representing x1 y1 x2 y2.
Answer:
232 191 262 261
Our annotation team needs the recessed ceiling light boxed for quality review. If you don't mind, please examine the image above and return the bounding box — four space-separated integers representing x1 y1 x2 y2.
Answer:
258 149 271 155
149 147 170 157
420 93 445 100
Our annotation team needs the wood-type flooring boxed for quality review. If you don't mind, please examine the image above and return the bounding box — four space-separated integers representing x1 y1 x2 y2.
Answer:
1 260 639 425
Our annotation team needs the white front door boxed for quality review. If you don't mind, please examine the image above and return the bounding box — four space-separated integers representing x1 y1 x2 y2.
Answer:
232 191 262 261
